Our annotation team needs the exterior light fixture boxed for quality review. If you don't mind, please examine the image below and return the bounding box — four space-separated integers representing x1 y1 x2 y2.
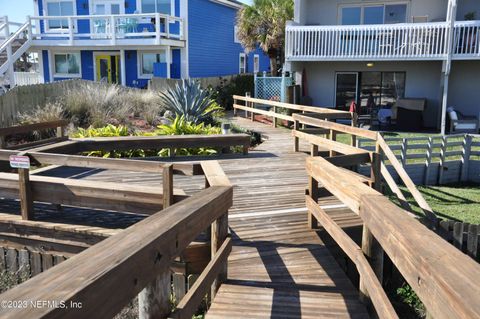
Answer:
366 62 375 68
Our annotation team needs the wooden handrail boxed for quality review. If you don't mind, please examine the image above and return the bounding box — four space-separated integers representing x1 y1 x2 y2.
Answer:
0 185 233 319
376 135 437 223
233 95 351 115
0 149 203 176
0 120 68 137
306 196 398 318
306 156 480 319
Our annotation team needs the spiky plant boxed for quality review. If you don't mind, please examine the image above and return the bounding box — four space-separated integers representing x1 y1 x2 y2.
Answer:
157 79 223 124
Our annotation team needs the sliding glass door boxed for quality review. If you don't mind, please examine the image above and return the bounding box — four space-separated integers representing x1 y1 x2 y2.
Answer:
335 72 406 112
335 73 358 111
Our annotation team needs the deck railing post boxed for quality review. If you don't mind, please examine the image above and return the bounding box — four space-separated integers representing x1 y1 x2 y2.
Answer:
293 119 299 152
272 105 277 128
359 151 384 304
68 17 74 45
205 177 229 298
307 174 319 229
18 167 34 220
138 164 174 319
155 13 161 44
351 112 357 147
245 92 250 119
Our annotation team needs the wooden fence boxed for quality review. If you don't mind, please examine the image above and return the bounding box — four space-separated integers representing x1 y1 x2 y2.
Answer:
357 134 480 185
0 80 90 128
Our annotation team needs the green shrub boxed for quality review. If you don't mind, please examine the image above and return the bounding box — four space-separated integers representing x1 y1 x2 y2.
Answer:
396 284 426 318
154 115 221 135
158 79 223 124
211 75 254 110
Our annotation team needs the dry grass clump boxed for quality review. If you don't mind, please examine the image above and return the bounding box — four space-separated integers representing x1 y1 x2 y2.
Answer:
17 81 166 129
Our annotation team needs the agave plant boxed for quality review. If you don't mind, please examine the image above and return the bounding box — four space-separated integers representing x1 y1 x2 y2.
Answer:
158 79 223 124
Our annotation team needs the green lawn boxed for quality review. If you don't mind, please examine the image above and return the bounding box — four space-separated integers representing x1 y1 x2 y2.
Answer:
396 183 480 224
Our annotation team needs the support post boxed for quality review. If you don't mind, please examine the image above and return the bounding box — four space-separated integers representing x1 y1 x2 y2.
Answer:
206 178 228 298
329 129 337 157
166 46 171 79
155 13 161 44
359 151 383 304
244 92 250 118
110 15 116 45
308 174 319 229
351 112 358 147
19 168 34 220
272 105 277 128
120 49 126 86
138 164 174 319
424 137 433 185
293 119 299 152
68 17 74 45
438 135 447 185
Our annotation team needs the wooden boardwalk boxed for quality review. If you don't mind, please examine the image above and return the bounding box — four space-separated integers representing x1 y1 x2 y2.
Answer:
24 116 367 318
204 117 367 318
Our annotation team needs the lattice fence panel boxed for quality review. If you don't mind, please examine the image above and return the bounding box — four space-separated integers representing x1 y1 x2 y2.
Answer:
255 76 293 102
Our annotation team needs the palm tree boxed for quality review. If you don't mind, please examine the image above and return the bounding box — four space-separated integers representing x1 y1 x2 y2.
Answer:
236 0 293 76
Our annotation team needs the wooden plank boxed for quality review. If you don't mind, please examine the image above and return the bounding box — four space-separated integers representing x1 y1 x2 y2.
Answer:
30 252 42 276
18 168 34 220
293 130 368 155
377 136 437 223
6 248 18 272
461 134 472 182
467 224 479 261
233 95 351 116
0 186 232 319
201 161 231 187
438 135 448 185
453 222 464 249
293 113 378 140
360 196 480 319
0 247 5 271
233 104 293 122
0 120 68 137
75 134 251 153
163 164 174 207
18 249 29 274
41 253 53 271
424 137 433 185
0 172 187 214
170 237 232 319
325 153 371 167
0 150 202 176
306 197 398 319
6 136 69 150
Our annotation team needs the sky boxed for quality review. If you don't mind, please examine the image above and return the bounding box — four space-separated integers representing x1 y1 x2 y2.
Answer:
0 0 251 24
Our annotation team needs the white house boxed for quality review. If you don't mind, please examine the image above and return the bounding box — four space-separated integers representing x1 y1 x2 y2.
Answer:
285 0 479 132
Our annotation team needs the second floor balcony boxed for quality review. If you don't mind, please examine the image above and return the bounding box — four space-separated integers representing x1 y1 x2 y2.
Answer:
28 13 185 47
285 21 480 62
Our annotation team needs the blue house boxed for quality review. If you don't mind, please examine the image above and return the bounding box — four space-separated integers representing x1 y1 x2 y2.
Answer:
1 0 270 88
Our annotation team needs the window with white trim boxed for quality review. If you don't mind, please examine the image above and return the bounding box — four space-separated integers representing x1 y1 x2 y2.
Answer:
53 52 81 77
139 51 167 77
234 25 240 43
45 0 75 30
253 54 259 73
139 0 174 15
239 53 246 74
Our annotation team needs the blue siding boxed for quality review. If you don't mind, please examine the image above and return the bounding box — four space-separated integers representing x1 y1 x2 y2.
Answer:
42 50 50 82
188 0 269 77
38 0 89 34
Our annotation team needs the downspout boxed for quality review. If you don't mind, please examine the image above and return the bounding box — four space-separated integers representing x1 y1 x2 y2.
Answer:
440 0 457 135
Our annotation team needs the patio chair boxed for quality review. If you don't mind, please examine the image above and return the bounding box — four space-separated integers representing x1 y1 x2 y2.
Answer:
447 107 479 133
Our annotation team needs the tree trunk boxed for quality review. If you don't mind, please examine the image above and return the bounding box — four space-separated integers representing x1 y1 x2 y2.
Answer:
270 57 277 76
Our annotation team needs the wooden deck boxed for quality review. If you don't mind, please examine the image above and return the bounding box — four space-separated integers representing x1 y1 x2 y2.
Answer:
8 116 367 318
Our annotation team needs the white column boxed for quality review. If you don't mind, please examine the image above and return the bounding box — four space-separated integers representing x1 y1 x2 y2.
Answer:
38 50 45 83
166 46 171 79
440 0 457 134
5 17 15 87
120 49 126 86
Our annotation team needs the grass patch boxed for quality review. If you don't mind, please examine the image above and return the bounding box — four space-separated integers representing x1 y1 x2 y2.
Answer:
392 183 480 224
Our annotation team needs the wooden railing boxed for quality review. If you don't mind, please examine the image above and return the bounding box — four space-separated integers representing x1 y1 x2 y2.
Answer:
306 155 480 319
285 21 480 61
0 120 69 150
292 113 437 224
0 157 232 319
232 94 354 129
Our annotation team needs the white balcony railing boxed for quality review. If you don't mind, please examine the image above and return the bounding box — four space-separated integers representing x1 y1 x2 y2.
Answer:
286 21 480 61
29 13 184 45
